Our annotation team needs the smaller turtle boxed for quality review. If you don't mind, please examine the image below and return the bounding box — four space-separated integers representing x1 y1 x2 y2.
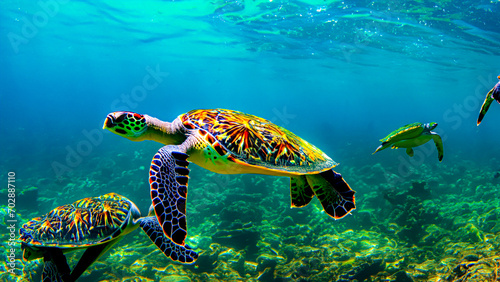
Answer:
477 75 500 126
19 193 198 282
373 122 444 162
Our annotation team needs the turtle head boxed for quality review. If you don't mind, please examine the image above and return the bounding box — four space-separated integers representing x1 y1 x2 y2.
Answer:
21 243 45 261
426 122 438 130
19 226 44 261
103 111 149 141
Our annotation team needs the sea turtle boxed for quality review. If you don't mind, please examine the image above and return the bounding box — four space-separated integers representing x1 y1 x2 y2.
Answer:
373 122 444 162
103 109 355 246
477 75 500 125
19 193 198 282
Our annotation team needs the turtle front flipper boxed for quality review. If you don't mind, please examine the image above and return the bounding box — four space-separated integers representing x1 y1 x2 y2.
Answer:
139 216 198 263
477 88 495 126
306 170 355 219
150 145 191 246
290 175 314 208
431 134 444 162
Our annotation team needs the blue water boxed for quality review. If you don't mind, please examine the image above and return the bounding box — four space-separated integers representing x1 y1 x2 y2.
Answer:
2 0 500 281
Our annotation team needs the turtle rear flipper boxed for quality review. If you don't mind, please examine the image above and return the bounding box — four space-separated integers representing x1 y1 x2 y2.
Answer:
290 175 314 208
139 216 198 263
150 145 191 246
43 248 71 282
42 261 63 282
42 260 66 282
306 170 355 219
406 148 414 157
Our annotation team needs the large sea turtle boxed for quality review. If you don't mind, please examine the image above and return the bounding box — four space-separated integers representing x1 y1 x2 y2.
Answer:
20 193 198 282
103 109 355 246
373 122 444 162
477 75 500 125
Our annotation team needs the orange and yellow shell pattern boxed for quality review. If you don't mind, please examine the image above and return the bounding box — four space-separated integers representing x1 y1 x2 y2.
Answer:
180 109 336 173
19 193 134 252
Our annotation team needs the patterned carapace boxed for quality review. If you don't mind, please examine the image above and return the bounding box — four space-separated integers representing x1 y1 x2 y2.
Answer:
380 122 426 143
181 109 332 169
20 193 131 247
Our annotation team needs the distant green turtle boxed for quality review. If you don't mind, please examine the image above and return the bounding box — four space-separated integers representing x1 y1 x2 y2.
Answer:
477 75 500 125
373 122 444 162
19 193 198 282
103 109 355 247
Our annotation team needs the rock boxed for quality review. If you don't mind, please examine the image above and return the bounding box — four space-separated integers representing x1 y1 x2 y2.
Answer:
339 259 385 281
393 270 414 282
457 223 483 243
212 227 260 259
463 254 480 262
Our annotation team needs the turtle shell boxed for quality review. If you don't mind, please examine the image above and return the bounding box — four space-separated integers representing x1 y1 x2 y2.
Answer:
380 122 425 143
180 109 336 173
19 193 140 253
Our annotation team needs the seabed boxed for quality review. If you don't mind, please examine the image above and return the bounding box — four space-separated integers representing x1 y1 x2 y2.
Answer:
1 152 499 281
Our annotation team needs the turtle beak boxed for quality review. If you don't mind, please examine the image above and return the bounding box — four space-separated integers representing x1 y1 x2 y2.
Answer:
103 113 117 129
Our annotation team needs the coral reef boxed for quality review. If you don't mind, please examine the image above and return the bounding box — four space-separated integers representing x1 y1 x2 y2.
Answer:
383 181 444 244
2 156 500 282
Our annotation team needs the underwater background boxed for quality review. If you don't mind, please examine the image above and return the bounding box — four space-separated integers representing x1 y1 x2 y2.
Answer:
1 0 500 281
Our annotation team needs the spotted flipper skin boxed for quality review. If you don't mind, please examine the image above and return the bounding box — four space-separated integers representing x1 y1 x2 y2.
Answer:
150 146 190 246
140 216 198 263
290 175 314 208
307 170 355 219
